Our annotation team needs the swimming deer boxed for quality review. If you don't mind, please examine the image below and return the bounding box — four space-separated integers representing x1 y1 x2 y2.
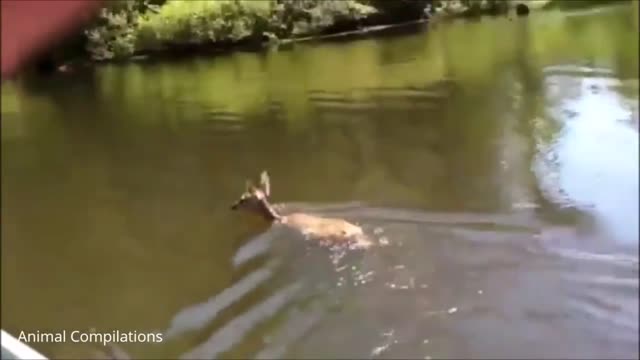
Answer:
231 171 372 249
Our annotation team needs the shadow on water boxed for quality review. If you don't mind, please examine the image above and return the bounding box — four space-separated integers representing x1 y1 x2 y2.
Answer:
1 3 638 360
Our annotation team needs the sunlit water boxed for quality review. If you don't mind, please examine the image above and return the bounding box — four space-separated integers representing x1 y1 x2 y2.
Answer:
1 4 638 359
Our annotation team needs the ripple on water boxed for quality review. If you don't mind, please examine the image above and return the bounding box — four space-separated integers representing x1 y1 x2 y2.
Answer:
157 200 639 359
180 282 302 360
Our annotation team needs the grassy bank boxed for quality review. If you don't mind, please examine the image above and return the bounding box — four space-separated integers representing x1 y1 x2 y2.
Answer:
81 0 535 62
37 0 552 68
85 0 384 61
38 0 633 69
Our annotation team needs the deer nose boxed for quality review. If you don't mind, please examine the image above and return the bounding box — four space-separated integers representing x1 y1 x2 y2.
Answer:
230 202 239 210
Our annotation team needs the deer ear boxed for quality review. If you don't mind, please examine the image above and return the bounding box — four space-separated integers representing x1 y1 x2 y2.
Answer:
259 171 270 197
245 179 255 192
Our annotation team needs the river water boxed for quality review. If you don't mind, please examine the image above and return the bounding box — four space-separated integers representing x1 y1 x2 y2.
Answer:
1 4 638 359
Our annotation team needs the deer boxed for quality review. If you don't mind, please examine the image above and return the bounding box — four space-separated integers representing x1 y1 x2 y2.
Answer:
231 171 373 250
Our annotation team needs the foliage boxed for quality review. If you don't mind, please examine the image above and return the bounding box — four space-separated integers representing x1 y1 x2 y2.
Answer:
137 1 270 46
85 0 378 60
433 0 511 17
78 0 559 61
272 0 378 36
84 0 153 60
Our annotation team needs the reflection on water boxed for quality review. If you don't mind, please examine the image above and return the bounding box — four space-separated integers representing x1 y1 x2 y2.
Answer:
1 4 638 360
535 65 639 248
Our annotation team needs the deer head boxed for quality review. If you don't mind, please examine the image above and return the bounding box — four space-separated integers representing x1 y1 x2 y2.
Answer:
230 171 279 220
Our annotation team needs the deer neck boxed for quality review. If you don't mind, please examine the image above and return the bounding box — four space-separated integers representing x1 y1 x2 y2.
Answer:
257 199 282 222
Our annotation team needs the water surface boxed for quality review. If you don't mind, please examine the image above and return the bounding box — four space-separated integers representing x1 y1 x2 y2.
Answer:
1 4 638 359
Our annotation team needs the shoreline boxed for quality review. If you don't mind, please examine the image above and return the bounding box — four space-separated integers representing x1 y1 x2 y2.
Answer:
44 19 434 71
130 19 432 61
43 1 640 72
39 3 538 73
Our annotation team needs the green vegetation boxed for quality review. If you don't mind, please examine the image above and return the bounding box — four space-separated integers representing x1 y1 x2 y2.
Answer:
39 0 631 65
80 0 537 62
85 0 381 61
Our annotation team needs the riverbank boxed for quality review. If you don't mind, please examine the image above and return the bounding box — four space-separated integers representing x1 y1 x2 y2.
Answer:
31 0 636 73
37 0 539 71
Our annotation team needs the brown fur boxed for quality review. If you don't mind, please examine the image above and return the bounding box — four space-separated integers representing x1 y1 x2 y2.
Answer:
231 171 372 249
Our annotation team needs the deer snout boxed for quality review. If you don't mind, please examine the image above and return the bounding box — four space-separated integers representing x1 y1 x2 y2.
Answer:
231 202 239 210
